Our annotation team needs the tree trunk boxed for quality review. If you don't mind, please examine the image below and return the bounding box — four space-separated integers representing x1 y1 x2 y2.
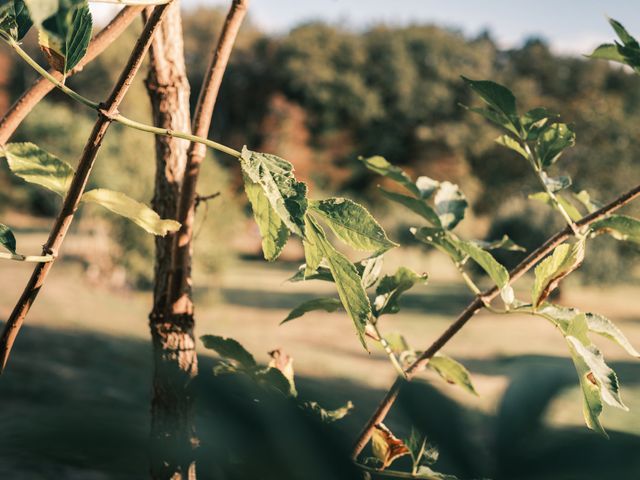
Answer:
144 3 197 479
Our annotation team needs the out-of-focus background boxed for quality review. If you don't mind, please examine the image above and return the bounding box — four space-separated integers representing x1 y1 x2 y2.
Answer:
1 1 640 478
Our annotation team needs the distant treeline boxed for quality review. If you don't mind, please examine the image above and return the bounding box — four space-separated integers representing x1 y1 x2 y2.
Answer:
1 6 639 283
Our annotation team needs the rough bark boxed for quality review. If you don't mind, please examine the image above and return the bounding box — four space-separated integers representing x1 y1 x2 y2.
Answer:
144 3 197 479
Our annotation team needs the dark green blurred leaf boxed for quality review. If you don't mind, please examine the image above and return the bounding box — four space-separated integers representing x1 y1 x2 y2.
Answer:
361 155 420 197
535 123 575 167
379 187 441 226
428 354 478 396
281 297 342 324
0 223 17 254
591 215 640 244
373 267 427 316
201 335 257 368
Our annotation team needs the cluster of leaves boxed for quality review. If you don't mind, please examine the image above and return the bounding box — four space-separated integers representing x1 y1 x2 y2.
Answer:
240 146 401 349
200 335 353 424
0 0 93 76
0 142 180 257
361 424 456 479
362 154 521 304
589 18 640 74
459 64 640 434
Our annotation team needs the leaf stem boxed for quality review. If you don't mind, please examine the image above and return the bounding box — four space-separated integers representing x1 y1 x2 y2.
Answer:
370 321 408 379
0 252 54 263
5 38 242 159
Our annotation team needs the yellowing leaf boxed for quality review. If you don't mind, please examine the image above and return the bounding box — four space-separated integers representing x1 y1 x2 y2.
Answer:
81 189 180 236
2 142 74 197
428 354 478 396
532 240 585 307
371 423 411 470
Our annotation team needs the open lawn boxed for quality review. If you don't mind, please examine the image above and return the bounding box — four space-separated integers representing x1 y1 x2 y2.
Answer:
1 229 640 478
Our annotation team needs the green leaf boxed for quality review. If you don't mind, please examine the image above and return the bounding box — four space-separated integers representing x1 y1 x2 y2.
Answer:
0 0 32 40
243 173 290 261
412 227 464 263
302 215 324 276
360 254 384 289
37 2 93 74
379 187 441 227
2 142 74 196
281 297 342 324
306 216 372 349
532 240 585 308
81 189 180 236
534 123 575 167
373 267 428 317
239 146 307 237
300 400 354 423
200 335 257 368
457 240 509 289
496 134 527 159
0 223 17 254
591 215 640 244
461 76 519 134
434 181 467 230
585 313 640 358
573 190 601 214
464 105 520 137
23 0 59 26
529 192 583 221
288 265 334 283
521 107 554 140
588 43 626 63
608 18 639 48
310 198 397 253
360 155 420 197
428 354 478 396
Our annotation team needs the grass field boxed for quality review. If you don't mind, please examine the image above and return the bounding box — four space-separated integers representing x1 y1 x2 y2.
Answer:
1 229 640 478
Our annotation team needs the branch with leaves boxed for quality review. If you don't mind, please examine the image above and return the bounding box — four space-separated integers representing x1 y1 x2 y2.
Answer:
0 3 173 372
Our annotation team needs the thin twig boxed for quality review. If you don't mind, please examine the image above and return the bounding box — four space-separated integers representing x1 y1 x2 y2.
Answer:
0 4 171 374
168 0 249 315
194 192 221 209
0 6 143 145
351 182 640 458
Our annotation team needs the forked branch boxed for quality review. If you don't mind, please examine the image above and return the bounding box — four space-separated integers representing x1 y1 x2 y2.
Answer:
0 6 143 145
0 4 171 373
351 182 640 458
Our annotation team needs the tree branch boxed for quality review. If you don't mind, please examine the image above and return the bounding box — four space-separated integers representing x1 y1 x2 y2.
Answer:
168 0 249 315
351 182 640 459
0 4 171 374
0 6 143 145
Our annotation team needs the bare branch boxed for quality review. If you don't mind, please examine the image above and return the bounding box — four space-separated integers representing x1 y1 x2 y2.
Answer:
0 6 143 145
351 182 640 459
0 4 171 373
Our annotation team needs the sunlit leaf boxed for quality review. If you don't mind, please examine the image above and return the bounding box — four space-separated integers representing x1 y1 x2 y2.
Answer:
371 423 411 470
585 313 640 358
573 190 601 214
201 335 257 368
591 215 640 244
428 354 478 396
300 400 354 423
473 234 525 252
240 147 307 237
2 142 74 196
281 297 342 324
532 240 585 307
529 191 583 221
496 134 527 159
457 239 509 289
268 348 296 396
360 254 384 289
588 43 626 63
81 189 180 236
306 216 372 349
243 173 290 261
310 198 397 253
434 181 467 230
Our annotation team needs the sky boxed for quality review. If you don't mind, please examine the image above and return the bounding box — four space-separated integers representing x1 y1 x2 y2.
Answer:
93 0 640 56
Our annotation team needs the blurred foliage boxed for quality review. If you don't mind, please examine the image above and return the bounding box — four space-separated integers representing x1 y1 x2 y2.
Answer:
2 9 640 284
